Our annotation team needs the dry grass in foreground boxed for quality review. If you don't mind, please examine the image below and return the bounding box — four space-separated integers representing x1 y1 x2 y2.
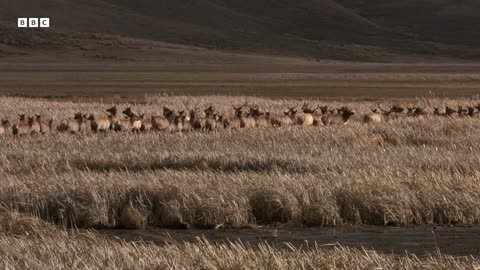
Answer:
1 96 480 229
0 212 478 270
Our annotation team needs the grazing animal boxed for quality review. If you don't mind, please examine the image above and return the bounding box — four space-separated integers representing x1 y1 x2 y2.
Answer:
321 107 355 125
0 119 12 136
12 114 33 136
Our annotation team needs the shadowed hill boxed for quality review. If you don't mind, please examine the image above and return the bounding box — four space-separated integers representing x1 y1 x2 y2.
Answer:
1 0 480 61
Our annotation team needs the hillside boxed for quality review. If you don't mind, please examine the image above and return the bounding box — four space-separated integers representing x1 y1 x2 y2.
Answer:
1 0 480 61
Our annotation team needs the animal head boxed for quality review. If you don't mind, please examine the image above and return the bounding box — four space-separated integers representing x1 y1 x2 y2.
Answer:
204 105 215 117
301 103 317 114
163 107 175 118
414 107 426 115
18 114 26 121
340 107 355 119
105 106 117 115
27 116 35 125
445 106 456 116
233 103 247 117
249 106 264 117
390 105 405 113
73 113 84 120
122 107 135 117
87 114 95 121
1 120 11 127
288 105 298 115
433 107 440 115
35 114 42 120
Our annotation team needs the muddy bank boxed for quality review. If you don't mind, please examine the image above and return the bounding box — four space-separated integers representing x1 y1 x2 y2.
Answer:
98 226 480 257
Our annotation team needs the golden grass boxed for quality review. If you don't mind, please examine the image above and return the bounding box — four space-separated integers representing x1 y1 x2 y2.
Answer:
0 96 480 229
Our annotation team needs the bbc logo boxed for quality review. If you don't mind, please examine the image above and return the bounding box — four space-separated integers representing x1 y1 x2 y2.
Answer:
18 18 50 28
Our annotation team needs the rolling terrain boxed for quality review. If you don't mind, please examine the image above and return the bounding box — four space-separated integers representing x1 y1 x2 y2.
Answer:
1 0 480 61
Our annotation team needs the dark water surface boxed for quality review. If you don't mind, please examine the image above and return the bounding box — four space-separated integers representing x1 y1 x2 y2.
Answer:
98 226 480 257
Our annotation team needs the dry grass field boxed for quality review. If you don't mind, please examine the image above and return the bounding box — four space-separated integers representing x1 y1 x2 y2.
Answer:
1 95 480 268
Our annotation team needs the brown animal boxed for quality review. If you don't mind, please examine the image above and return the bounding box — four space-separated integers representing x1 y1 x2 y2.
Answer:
35 114 53 134
140 114 153 132
0 119 12 136
88 114 111 133
151 115 171 131
467 107 479 117
223 104 244 129
105 106 121 129
193 105 215 131
28 116 41 134
321 107 355 125
249 106 270 127
270 108 294 127
240 112 256 128
205 113 221 131
122 107 143 132
292 103 315 126
445 106 457 116
363 111 384 123
179 110 192 132
312 105 328 126
12 114 32 136
57 113 88 134
433 107 445 116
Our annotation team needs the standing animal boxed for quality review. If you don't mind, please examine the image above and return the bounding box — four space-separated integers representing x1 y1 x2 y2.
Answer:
28 116 41 134
179 111 192 132
12 114 32 136
122 107 143 132
35 114 53 134
321 107 355 125
105 106 121 129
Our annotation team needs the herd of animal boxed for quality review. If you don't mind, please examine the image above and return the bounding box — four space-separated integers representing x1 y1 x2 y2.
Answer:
1 102 480 136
